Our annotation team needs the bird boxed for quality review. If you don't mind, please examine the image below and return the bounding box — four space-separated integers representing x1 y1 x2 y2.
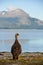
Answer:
11 33 22 60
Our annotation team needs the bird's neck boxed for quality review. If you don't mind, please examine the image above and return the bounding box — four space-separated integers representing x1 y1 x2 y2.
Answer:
15 36 19 41
15 37 19 44
15 36 17 40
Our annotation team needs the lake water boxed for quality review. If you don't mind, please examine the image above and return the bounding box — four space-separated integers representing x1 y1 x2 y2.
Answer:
0 29 43 52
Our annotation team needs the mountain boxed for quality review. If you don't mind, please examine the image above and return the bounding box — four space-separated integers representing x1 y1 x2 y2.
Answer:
0 9 43 29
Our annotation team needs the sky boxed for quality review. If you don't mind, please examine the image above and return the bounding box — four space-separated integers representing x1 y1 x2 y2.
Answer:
0 0 43 20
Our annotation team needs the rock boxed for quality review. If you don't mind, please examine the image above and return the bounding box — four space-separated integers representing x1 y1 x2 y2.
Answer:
0 52 43 61
18 52 43 60
0 52 12 60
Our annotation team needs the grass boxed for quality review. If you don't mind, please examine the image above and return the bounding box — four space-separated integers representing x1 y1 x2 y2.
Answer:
0 52 43 65
0 59 43 65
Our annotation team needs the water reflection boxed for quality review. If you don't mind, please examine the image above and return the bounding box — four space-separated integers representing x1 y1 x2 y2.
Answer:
0 39 43 52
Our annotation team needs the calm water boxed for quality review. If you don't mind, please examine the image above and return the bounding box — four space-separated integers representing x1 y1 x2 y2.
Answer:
0 29 43 52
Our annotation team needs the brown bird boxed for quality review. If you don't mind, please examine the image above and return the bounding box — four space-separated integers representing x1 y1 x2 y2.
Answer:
11 33 22 60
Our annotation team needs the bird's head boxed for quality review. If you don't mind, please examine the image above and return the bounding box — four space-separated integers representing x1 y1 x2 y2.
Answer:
15 33 19 39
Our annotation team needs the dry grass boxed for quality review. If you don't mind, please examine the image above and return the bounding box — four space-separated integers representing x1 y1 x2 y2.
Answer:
0 58 43 65
0 52 43 65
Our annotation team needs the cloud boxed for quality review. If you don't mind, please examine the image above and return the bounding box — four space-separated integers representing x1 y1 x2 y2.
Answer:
7 6 15 11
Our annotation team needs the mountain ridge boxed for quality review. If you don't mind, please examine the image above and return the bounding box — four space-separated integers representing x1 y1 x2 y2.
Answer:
0 9 43 29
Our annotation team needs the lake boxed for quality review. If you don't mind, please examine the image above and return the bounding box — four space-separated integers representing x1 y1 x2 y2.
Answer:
0 29 43 52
